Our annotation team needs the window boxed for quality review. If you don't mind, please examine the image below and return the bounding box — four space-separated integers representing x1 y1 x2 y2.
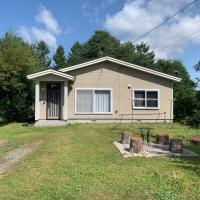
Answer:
76 89 112 114
133 90 159 109
76 90 93 113
94 90 111 113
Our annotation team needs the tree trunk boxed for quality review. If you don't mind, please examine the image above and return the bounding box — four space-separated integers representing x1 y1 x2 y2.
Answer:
169 138 183 153
129 137 143 153
121 132 132 144
156 134 169 145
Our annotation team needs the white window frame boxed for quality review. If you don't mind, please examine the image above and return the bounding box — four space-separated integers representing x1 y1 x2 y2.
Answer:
75 88 113 114
132 89 160 110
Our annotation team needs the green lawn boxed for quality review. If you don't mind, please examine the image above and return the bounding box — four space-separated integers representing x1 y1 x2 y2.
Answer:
0 123 199 200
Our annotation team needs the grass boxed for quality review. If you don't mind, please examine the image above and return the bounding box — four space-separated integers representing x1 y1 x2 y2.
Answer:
0 123 199 200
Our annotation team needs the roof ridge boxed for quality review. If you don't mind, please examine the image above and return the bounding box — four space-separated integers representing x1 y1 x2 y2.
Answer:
59 56 181 82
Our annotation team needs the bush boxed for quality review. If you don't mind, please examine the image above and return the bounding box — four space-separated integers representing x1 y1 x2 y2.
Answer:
185 110 200 128
0 32 49 122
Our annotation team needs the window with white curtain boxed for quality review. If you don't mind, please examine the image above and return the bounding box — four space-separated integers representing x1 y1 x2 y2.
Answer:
133 90 159 109
76 89 112 113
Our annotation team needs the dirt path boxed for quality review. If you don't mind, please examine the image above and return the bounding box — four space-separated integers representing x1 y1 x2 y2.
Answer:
0 140 42 175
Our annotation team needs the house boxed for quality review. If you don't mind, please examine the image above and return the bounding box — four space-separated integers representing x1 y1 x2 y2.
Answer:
27 57 181 126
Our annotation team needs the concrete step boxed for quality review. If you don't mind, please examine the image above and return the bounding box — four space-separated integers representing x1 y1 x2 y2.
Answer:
35 120 67 127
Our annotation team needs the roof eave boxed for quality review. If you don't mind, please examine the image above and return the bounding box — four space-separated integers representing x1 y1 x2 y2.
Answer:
27 69 75 81
59 57 181 82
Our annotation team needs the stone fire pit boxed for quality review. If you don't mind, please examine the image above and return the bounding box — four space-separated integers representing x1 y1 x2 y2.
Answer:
114 141 199 158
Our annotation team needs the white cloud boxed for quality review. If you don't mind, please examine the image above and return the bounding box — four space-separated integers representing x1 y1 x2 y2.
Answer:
18 26 32 42
18 6 62 50
31 27 57 49
105 0 200 58
82 1 105 17
19 26 58 50
35 6 61 35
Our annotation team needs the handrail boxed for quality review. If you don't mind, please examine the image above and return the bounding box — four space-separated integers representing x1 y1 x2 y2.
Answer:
119 112 167 123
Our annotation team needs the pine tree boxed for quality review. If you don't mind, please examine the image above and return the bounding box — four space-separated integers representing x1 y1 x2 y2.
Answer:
36 41 51 68
53 45 66 69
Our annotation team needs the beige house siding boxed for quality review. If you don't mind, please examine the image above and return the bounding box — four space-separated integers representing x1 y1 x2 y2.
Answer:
67 62 173 122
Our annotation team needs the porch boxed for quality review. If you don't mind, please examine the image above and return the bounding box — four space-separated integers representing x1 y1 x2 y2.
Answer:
27 69 75 125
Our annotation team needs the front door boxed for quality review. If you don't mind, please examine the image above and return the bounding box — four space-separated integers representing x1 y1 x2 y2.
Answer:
47 83 61 119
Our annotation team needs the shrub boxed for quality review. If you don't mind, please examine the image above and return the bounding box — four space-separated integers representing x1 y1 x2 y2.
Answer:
185 110 200 128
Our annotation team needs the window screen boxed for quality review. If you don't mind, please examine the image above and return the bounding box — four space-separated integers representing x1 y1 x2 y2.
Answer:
76 89 111 113
76 90 93 112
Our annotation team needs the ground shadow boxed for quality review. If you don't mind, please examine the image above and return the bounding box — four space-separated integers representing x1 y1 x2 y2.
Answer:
170 156 200 176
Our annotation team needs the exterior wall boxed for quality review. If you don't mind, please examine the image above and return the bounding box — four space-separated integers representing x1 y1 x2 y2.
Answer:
37 74 65 120
67 62 173 122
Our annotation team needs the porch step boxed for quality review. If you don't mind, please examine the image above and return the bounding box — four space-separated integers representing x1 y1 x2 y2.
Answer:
35 120 67 127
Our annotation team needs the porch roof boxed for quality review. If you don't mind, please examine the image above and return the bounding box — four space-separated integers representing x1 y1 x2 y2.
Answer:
27 69 75 81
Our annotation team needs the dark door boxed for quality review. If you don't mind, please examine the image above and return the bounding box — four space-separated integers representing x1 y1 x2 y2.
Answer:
47 83 61 119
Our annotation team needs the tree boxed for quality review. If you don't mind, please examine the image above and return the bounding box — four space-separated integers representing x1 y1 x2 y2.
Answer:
133 43 155 67
0 32 48 122
53 45 66 69
35 41 51 68
66 31 121 66
117 42 136 62
117 42 155 67
194 60 200 86
184 90 200 127
194 60 200 71
83 30 120 59
66 31 155 68
66 42 85 66
183 61 200 127
155 59 197 120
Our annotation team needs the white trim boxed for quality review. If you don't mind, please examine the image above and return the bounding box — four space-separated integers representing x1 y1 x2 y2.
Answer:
75 88 113 115
27 69 75 81
170 81 174 123
35 80 40 120
172 82 174 120
63 80 68 120
132 89 160 110
59 56 181 82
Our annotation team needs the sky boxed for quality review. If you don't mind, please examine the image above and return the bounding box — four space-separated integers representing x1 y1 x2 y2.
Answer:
0 0 200 80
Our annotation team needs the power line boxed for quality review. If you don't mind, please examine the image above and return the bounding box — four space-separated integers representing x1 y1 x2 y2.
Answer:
133 0 198 43
157 29 200 52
